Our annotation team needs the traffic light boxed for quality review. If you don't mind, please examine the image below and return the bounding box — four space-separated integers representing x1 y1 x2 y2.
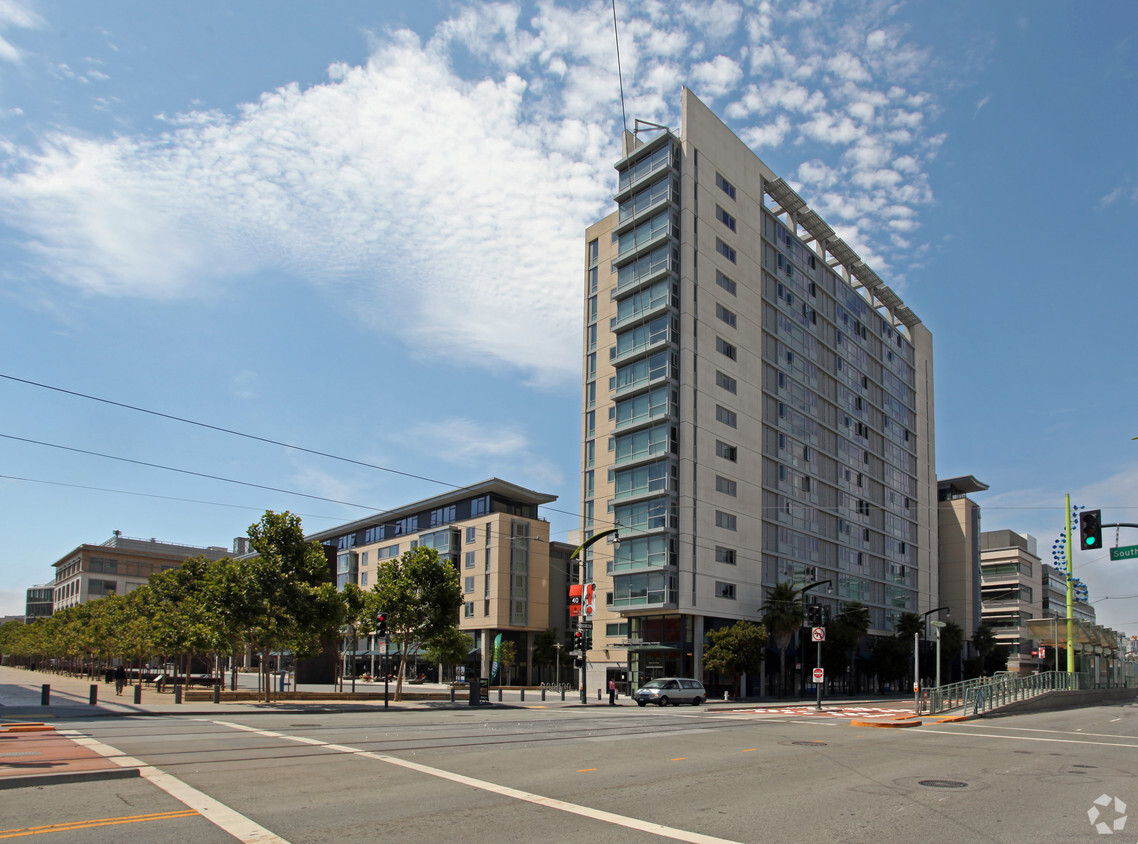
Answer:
806 604 822 627
573 629 586 652
1079 509 1102 551
376 612 388 637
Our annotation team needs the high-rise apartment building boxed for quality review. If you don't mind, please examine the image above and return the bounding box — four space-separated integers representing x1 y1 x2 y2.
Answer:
580 90 936 694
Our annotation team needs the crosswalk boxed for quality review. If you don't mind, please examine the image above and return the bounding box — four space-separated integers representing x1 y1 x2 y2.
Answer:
727 705 918 719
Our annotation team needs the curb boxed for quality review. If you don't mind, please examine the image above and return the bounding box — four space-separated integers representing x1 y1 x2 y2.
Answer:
849 718 922 729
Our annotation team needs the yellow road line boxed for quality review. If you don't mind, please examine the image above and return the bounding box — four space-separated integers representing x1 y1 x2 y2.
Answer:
576 768 597 773
0 810 198 839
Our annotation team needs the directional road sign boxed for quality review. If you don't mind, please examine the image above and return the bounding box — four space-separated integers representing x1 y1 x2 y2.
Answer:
1110 545 1138 561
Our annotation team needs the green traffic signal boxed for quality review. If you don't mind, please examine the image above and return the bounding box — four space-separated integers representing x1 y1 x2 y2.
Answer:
1079 509 1102 551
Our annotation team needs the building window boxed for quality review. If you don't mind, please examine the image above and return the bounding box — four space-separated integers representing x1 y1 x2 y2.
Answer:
715 371 737 394
715 511 737 531
716 582 737 599
715 405 737 428
716 337 737 360
715 238 737 263
715 205 736 231
588 238 599 265
464 576 475 593
464 602 475 618
715 440 738 462
715 303 737 328
360 571 368 586
465 551 476 568
466 527 476 543
715 270 737 296
715 546 736 565
715 172 736 200
715 476 737 496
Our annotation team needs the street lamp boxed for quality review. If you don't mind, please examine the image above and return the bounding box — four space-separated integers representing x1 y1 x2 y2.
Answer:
930 620 947 689
916 607 949 712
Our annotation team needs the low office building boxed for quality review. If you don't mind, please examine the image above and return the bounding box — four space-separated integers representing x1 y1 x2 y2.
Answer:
24 583 54 621
305 479 575 684
979 530 1043 673
51 533 232 612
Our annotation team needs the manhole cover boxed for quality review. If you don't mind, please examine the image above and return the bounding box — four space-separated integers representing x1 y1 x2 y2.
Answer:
791 741 827 747
918 780 967 789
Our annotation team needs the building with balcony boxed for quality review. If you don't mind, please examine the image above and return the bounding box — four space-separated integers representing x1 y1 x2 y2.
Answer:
24 583 54 621
979 529 1043 673
50 533 233 612
580 89 937 695
304 479 575 683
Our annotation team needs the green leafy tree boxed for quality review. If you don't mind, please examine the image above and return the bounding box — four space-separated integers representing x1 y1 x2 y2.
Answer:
369 545 462 700
497 639 518 685
423 627 474 682
703 620 768 699
241 511 344 701
531 628 560 683
894 611 924 640
762 582 804 696
971 623 1005 674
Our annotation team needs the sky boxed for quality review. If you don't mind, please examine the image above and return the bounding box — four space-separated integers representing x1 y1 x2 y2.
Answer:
1 1 1137 635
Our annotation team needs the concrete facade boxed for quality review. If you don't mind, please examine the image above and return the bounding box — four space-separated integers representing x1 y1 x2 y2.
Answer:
937 475 987 653
580 90 937 694
50 534 232 612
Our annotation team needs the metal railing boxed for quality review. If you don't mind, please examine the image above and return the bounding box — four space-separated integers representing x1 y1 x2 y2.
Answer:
925 671 1093 716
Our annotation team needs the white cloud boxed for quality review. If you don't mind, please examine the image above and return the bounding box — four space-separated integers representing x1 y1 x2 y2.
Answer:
0 0 41 63
413 418 529 463
689 54 743 100
0 0 944 381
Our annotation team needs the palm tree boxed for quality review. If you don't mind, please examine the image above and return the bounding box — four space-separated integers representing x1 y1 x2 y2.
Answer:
972 623 998 674
762 582 804 696
828 602 870 693
938 620 965 683
894 611 923 640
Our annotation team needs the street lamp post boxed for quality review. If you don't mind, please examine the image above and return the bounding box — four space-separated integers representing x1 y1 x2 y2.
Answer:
930 620 947 689
919 606 950 696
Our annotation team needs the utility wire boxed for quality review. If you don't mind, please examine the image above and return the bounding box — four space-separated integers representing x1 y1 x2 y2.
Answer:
0 372 600 531
0 433 378 510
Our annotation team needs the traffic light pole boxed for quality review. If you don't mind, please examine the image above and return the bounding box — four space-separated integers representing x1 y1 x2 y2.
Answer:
568 526 621 705
1065 495 1075 674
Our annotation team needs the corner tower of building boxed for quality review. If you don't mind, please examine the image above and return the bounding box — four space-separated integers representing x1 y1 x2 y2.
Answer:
581 89 936 693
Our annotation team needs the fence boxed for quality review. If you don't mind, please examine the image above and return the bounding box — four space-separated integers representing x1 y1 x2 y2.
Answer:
924 671 1098 716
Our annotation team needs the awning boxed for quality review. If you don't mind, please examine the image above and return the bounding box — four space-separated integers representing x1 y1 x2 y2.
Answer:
1025 618 1121 652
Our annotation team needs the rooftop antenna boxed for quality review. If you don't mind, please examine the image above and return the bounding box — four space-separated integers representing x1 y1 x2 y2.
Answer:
612 0 627 134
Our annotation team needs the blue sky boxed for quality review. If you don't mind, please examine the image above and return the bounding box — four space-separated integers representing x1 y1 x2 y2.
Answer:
1 1 1136 635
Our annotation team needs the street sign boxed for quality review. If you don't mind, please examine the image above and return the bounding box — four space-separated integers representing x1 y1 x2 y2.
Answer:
812 668 824 683
811 627 826 642
1110 545 1138 561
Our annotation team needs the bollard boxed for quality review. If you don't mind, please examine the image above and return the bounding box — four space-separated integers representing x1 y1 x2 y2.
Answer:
498 688 502 702
561 688 565 701
724 691 729 701
174 684 183 705
41 684 50 705
520 689 525 702
450 686 456 703
89 684 98 705
541 688 546 702
213 684 221 704
598 688 602 701
134 684 142 705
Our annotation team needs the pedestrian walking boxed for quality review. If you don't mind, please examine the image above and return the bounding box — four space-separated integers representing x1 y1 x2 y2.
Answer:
608 678 617 706
114 665 126 696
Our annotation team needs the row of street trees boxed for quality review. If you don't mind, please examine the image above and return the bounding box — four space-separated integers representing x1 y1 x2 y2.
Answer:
704 582 995 697
0 511 464 702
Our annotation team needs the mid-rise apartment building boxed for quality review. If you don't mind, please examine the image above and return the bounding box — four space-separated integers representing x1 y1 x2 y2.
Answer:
305 479 574 683
580 90 937 694
50 533 232 611
979 529 1043 673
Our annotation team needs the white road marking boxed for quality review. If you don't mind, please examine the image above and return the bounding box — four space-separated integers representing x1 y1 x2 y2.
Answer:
59 730 289 843
911 728 1138 749
205 720 742 844
953 723 1137 740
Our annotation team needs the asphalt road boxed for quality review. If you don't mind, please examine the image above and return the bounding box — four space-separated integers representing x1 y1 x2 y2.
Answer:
5 701 1138 843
